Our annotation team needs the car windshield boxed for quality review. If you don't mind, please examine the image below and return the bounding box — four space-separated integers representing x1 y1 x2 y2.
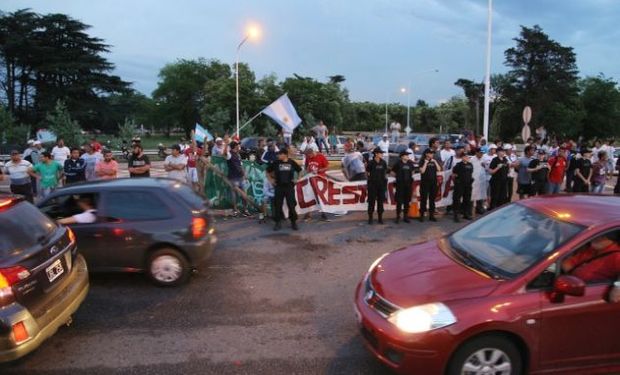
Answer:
449 204 583 278
0 201 57 257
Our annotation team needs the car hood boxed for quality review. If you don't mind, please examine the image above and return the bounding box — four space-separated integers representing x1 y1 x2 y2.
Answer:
370 238 500 308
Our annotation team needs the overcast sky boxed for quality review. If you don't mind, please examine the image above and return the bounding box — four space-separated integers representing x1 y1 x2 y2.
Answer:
4 0 620 105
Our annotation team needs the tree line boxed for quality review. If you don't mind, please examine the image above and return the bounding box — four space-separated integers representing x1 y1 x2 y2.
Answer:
1 9 619 147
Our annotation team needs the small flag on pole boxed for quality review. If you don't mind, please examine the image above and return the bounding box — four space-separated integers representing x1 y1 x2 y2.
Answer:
261 93 302 133
194 123 213 143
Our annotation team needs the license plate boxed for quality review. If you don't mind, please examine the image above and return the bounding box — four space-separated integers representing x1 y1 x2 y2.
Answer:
46 259 64 283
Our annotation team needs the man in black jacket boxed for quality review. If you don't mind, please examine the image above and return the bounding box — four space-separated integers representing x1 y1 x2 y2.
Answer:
452 151 474 222
366 148 388 225
266 149 302 231
392 151 415 223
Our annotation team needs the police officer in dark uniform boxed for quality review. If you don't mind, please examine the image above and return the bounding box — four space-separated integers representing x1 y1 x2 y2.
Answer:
419 148 442 222
391 150 415 224
266 149 302 231
489 147 509 209
452 151 474 222
366 148 388 225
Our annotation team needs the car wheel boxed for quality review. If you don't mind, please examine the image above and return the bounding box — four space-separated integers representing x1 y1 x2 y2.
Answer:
447 335 522 375
147 248 190 286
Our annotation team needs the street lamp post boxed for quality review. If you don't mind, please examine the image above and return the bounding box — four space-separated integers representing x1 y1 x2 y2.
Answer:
401 87 411 135
235 24 260 137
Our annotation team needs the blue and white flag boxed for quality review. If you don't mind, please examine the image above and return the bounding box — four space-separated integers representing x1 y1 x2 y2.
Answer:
194 123 213 143
261 93 302 134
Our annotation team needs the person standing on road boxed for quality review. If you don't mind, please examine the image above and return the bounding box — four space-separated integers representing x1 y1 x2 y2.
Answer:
505 144 518 202
95 149 118 180
547 147 568 194
390 121 401 143
341 142 367 182
224 141 250 217
419 148 441 222
304 148 330 221
488 147 509 209
515 145 535 200
440 140 455 164
2 150 36 203
128 144 151 178
312 120 329 154
377 134 390 163
529 150 550 196
51 138 71 165
80 144 101 181
471 148 488 215
451 151 474 222
391 151 415 224
573 148 593 193
164 144 188 182
184 140 204 191
30 151 63 199
591 151 608 194
27 140 43 196
366 148 388 225
63 147 86 184
267 149 301 231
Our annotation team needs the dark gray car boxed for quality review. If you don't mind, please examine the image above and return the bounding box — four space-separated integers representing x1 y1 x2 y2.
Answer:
37 178 216 286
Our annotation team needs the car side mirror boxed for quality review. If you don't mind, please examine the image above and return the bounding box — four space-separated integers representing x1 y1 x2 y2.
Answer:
549 275 586 302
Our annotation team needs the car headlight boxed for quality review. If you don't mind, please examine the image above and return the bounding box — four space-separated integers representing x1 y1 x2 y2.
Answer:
367 253 389 273
388 303 456 333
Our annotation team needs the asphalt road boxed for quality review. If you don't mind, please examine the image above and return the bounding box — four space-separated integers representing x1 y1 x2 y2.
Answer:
0 211 465 375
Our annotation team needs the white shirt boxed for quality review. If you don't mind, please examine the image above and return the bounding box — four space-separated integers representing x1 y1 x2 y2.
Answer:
51 146 71 163
377 139 390 153
164 154 188 181
73 209 97 224
4 159 32 184
440 149 456 163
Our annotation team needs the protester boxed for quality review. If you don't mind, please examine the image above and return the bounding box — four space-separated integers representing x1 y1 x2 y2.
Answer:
30 151 63 198
573 148 593 193
547 147 568 194
2 150 35 203
312 120 329 153
95 149 118 180
328 128 338 154
419 148 441 222
261 142 278 164
406 142 416 162
23 140 35 160
591 151 608 194
259 172 275 223
224 141 250 217
300 135 319 153
488 147 509 209
90 137 102 153
366 148 388 225
565 148 579 192
164 144 188 182
389 121 401 143
377 134 390 162
428 137 443 165
211 137 225 156
470 148 488 214
80 144 101 181
391 150 415 224
267 149 301 231
451 151 474 222
282 128 293 146
529 149 550 196
505 144 518 202
128 144 151 178
440 140 455 164
64 147 86 184
304 148 330 221
341 142 367 182
51 138 71 165
516 145 535 199
184 140 204 191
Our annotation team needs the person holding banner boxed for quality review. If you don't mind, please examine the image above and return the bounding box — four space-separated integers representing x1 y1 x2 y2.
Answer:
267 149 302 231
366 148 388 225
391 151 415 224
419 148 441 222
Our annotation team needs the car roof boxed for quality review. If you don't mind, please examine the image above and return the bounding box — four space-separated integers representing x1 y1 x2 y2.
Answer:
48 177 177 194
519 194 620 227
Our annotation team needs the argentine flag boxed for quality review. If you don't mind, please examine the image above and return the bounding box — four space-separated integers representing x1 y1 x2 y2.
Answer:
194 123 213 143
261 93 302 133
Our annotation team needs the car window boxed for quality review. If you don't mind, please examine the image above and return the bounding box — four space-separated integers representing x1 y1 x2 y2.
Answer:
169 183 205 210
40 193 100 221
0 201 57 257
104 191 171 221
560 230 620 284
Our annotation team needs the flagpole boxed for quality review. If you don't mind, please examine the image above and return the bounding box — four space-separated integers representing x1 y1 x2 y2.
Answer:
238 111 263 133
482 0 493 141
235 36 249 138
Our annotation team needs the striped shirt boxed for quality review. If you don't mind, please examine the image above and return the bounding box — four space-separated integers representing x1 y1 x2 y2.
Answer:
3 160 32 185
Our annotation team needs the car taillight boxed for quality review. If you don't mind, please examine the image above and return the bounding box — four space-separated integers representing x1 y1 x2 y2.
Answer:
192 217 207 240
67 227 76 244
0 266 30 306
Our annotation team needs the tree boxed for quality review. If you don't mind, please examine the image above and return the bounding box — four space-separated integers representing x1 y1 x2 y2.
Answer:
454 79 484 133
495 25 582 139
1 105 30 145
579 75 620 140
117 117 138 142
46 100 83 147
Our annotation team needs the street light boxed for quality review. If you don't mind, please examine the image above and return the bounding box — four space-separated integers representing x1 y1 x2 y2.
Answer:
236 23 261 137
400 87 411 135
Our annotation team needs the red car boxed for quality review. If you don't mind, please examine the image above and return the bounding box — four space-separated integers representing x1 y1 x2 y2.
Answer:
355 195 620 374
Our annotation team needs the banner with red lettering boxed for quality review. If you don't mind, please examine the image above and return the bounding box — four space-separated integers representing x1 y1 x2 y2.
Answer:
295 172 454 214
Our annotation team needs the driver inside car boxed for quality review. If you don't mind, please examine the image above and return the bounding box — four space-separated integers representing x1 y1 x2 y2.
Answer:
57 196 97 225
562 232 620 285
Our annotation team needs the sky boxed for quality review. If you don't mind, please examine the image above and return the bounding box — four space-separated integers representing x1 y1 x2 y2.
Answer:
4 0 620 105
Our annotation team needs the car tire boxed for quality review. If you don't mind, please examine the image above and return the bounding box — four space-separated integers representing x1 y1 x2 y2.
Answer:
447 335 522 375
147 248 191 287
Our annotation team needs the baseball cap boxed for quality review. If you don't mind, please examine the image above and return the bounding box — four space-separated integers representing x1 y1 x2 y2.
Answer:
215 137 223 142
504 143 513 150
372 148 384 154
537 149 547 154
27 139 34 145
399 150 410 157
33 140 41 145
489 144 498 149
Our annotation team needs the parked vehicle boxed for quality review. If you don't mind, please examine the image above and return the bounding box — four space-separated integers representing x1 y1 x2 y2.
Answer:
355 195 620 374
0 195 89 362
37 178 217 286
